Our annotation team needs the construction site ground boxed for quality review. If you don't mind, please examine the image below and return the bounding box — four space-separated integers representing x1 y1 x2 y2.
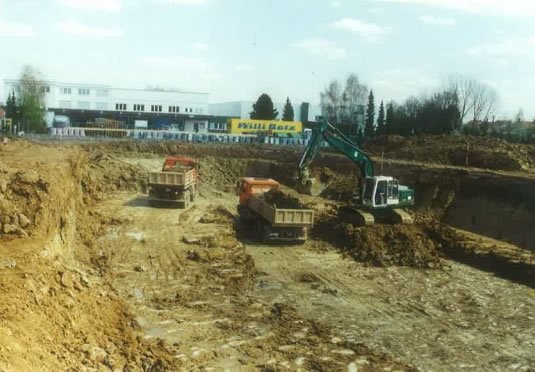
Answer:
0 139 533 371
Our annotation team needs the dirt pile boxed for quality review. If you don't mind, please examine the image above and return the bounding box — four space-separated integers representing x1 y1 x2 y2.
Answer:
341 224 443 268
0 170 46 239
81 151 147 202
424 221 535 286
366 134 535 172
0 142 182 370
313 210 443 268
262 189 304 208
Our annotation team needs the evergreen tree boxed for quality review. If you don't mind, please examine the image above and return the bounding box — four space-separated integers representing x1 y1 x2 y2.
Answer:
356 127 364 146
5 91 18 120
250 93 278 120
364 90 375 139
376 100 386 135
385 102 396 135
282 97 294 121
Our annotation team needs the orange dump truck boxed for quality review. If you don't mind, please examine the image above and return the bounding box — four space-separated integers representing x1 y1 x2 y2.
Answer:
147 157 199 208
237 177 314 244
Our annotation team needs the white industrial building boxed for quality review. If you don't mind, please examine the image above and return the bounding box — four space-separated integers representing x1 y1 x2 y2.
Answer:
3 79 209 115
3 79 321 134
3 79 210 131
209 101 322 123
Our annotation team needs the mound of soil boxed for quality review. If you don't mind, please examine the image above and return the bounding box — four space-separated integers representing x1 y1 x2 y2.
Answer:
81 152 147 202
262 189 303 209
342 224 443 268
366 135 535 172
313 210 443 268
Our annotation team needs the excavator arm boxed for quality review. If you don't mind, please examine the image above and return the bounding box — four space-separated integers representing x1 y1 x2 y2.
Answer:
298 120 374 195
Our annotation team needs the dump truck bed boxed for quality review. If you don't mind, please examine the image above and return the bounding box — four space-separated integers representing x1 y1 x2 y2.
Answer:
148 169 196 187
247 195 314 226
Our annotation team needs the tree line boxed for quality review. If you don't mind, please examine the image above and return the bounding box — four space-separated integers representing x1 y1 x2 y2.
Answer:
250 93 295 121
318 73 516 143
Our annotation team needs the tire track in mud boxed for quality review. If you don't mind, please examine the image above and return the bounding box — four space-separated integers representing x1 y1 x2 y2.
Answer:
244 237 535 372
94 189 414 371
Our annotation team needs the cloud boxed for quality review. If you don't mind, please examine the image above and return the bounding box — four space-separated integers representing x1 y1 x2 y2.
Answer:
58 0 122 12
159 0 207 4
419 15 456 26
372 69 440 100
332 18 388 41
235 64 253 72
376 0 535 17
56 21 124 37
292 39 348 60
0 21 34 37
191 42 209 51
468 36 535 58
143 56 221 80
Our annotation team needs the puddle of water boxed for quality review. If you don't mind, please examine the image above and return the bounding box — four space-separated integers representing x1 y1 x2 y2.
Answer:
132 288 144 300
126 231 145 241
101 230 119 240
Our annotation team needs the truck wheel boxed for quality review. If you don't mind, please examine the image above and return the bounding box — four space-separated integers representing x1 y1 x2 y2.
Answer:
262 225 271 243
254 220 264 242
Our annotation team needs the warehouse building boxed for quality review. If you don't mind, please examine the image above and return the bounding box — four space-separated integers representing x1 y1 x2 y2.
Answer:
3 79 210 131
3 79 323 136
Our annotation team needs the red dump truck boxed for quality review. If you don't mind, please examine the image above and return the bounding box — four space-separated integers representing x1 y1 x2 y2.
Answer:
147 157 199 208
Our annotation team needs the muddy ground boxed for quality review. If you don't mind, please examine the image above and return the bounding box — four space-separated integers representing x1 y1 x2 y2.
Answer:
0 139 534 371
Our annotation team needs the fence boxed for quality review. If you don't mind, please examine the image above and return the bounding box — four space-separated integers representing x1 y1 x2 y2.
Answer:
48 127 323 147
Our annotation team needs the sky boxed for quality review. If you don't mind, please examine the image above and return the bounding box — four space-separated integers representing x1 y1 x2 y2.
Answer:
1 0 534 119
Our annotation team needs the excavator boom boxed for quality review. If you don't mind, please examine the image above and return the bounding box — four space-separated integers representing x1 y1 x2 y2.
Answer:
298 120 374 196
297 119 414 224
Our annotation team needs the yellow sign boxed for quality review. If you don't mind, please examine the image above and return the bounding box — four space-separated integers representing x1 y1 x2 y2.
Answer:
228 118 302 135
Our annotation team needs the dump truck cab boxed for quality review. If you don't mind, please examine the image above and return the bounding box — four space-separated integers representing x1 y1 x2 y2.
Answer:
238 177 280 204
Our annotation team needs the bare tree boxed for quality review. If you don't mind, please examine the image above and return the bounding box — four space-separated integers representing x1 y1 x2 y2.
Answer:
403 96 420 118
320 74 367 123
471 81 498 122
446 74 498 125
320 80 342 122
341 74 368 115
447 75 474 125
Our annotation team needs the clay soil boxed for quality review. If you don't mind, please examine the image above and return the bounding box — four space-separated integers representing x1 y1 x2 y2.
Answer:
0 138 534 371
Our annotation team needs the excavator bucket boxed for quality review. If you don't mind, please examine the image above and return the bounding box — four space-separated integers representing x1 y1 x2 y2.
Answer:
296 177 328 196
295 167 331 196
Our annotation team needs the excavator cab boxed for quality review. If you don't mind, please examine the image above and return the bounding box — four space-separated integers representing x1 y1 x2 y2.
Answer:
362 176 414 208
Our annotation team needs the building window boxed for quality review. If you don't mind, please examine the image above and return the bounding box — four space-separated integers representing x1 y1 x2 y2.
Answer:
209 122 226 131
45 86 50 93
78 101 90 109
62 87 72 95
78 88 90 95
134 104 145 111
168 105 180 113
151 105 162 112
96 89 108 97
115 103 127 110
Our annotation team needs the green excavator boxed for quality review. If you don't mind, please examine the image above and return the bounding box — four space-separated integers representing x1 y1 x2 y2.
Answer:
298 119 414 225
